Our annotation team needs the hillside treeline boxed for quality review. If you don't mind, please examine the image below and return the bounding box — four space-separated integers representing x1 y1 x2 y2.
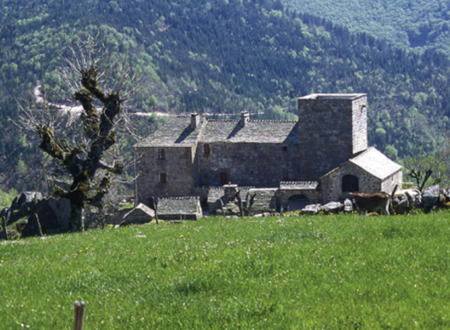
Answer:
1 0 450 192
283 0 450 53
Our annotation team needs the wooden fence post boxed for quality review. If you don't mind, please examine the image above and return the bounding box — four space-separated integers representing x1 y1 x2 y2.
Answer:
74 301 85 330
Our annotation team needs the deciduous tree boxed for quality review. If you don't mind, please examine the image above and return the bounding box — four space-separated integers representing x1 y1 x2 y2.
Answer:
20 35 136 231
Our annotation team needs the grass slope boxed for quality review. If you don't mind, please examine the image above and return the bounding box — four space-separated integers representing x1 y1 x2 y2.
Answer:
1 213 450 329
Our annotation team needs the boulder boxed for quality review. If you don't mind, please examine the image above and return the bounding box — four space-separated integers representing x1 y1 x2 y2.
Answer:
216 203 240 216
344 199 353 212
405 189 422 209
321 202 343 214
253 212 272 217
123 203 155 225
17 192 42 207
301 204 321 215
422 185 440 209
442 188 450 202
21 197 70 237
392 193 410 214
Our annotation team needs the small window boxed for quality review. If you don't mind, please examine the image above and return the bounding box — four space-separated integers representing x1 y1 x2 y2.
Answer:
283 146 288 152
159 173 167 183
204 144 210 155
158 149 165 160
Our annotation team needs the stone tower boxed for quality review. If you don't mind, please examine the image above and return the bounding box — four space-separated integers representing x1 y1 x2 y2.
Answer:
297 93 368 180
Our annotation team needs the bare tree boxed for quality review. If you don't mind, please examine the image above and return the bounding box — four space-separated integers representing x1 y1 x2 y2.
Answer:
19 35 137 231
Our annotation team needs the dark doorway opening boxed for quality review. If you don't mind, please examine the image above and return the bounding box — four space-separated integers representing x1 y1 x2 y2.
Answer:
288 195 309 211
342 175 359 192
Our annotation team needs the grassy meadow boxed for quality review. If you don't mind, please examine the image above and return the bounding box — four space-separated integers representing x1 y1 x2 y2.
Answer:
1 212 450 329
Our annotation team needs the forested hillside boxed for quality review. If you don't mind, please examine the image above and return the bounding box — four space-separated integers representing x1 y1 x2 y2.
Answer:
1 0 450 193
282 0 450 53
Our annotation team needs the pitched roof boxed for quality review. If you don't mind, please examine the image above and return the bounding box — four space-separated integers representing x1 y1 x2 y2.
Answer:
201 119 298 143
134 116 204 148
134 116 299 147
321 147 402 180
349 147 402 180
298 93 366 100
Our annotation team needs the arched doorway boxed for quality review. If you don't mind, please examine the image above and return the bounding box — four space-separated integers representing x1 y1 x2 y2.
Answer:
288 195 309 211
342 175 359 193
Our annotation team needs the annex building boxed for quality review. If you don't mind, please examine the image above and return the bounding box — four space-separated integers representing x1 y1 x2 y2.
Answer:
134 94 402 212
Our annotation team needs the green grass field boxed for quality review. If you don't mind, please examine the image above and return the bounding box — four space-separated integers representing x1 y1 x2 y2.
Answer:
1 213 450 329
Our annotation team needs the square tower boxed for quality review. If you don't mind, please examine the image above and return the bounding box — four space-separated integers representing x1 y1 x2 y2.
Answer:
297 93 368 179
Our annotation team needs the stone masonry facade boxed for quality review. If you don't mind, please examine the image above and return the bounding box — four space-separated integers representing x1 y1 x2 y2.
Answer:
134 93 402 210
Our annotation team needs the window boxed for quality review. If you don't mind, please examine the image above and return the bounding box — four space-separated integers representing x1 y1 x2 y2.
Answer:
283 146 288 152
158 148 165 160
283 168 289 180
342 175 359 192
204 144 210 155
159 173 167 183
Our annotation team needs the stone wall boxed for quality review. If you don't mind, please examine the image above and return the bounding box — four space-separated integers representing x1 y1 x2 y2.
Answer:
246 188 278 214
351 96 368 154
134 146 197 205
321 162 381 202
381 170 403 195
297 94 367 180
195 142 304 187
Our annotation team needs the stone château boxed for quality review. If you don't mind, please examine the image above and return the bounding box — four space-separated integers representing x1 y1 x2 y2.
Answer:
134 94 402 212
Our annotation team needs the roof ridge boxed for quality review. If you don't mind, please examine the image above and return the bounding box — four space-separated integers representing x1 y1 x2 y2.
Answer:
159 196 200 201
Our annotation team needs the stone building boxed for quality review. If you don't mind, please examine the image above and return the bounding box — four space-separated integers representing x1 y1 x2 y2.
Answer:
134 93 402 212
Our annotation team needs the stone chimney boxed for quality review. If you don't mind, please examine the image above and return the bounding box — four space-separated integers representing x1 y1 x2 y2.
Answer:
240 111 250 127
223 183 238 201
191 113 200 128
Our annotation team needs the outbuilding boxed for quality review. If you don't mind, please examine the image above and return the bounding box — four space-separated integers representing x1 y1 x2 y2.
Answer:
321 147 403 202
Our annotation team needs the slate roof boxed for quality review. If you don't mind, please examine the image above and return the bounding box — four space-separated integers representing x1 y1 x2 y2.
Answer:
298 93 366 100
134 116 299 147
158 197 202 215
134 116 204 148
201 120 298 143
349 147 402 180
279 181 319 190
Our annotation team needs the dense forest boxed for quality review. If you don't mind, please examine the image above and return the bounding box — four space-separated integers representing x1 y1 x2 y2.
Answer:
1 0 450 196
283 0 450 53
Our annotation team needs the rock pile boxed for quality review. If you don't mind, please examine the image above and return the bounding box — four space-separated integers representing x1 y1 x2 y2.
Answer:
1 192 70 237
298 185 450 215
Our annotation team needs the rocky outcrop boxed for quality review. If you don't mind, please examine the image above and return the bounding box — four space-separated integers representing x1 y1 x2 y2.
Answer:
301 204 321 215
1 193 70 238
422 185 440 209
21 197 70 237
321 201 343 214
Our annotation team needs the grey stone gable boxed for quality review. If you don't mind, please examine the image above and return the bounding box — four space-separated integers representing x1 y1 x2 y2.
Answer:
201 119 299 144
349 147 402 180
320 147 402 181
134 116 205 148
